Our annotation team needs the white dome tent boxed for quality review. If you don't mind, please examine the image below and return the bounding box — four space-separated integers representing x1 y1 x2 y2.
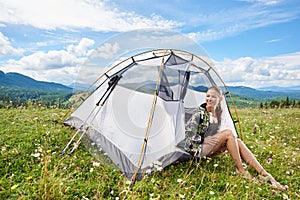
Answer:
62 48 241 184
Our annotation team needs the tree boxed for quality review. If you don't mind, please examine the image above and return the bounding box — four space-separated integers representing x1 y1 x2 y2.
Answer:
260 102 263 109
285 96 290 107
269 100 280 108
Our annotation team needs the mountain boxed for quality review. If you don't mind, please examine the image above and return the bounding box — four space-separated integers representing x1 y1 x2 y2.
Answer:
0 70 299 106
191 85 300 100
258 85 300 93
0 70 72 93
227 86 300 100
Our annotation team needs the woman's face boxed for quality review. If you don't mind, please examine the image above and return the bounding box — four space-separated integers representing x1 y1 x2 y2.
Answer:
206 89 221 111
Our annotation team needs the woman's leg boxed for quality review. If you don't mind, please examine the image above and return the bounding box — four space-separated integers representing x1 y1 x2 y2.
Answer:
203 130 246 173
237 139 265 173
237 139 286 190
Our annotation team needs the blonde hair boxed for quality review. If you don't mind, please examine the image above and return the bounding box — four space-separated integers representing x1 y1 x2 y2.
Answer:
207 86 223 125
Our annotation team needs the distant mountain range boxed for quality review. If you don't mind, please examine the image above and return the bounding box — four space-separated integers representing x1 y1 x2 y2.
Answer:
226 86 300 100
0 70 299 101
0 70 72 93
258 85 300 92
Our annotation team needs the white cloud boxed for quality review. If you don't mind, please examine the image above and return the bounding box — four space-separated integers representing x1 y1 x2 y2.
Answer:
0 0 182 32
215 52 300 88
0 32 24 56
266 38 281 43
67 38 95 57
239 0 282 6
1 51 84 84
0 37 95 84
92 42 120 59
186 2 299 43
8 50 80 70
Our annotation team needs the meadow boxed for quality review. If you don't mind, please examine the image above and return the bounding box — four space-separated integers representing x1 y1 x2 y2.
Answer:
0 107 299 199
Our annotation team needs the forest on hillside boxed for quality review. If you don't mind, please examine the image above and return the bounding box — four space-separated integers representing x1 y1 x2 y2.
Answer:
0 86 73 108
1 86 299 109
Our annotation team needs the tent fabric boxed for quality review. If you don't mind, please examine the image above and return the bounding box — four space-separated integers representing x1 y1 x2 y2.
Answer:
64 49 239 180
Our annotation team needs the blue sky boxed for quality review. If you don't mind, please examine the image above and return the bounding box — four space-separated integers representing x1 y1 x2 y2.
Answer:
0 0 299 88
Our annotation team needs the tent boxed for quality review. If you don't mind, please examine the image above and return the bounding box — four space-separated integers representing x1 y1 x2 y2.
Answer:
63 49 240 182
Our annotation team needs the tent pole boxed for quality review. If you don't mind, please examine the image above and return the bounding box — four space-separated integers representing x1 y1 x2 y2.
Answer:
130 50 168 187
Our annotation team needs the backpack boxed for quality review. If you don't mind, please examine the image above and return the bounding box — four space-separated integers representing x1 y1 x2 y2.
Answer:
178 104 210 156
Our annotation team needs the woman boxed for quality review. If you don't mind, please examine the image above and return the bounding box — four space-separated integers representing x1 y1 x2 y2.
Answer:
200 86 286 190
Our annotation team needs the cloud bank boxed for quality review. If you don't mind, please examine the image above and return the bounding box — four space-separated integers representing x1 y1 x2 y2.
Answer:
1 37 94 84
0 0 182 32
0 0 299 88
215 52 300 87
1 34 299 88
0 32 24 56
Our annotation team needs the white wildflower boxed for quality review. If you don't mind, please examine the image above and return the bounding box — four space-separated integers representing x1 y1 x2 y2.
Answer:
145 169 152 174
282 193 290 200
177 178 183 183
155 166 163 171
92 161 100 167
209 191 215 195
90 168 94 173
125 180 131 185
179 194 185 198
32 153 41 158
213 163 218 167
153 160 162 166
38 147 43 153
286 171 290 175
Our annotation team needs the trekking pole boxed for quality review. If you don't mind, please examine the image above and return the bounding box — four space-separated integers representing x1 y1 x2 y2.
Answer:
61 75 117 155
60 126 83 155
67 76 120 154
95 75 119 106
68 127 90 154
99 75 122 106
68 104 103 154
60 104 99 155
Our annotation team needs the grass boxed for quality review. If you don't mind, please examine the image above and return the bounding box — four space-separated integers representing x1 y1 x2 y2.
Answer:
0 106 299 199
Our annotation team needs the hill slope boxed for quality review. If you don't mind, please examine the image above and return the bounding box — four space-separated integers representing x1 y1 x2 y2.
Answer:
227 86 300 100
0 71 299 107
0 70 72 93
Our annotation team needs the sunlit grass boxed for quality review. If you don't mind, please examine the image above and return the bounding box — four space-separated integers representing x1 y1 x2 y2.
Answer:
0 107 299 199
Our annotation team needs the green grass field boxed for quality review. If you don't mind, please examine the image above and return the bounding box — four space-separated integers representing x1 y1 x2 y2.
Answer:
0 107 299 199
